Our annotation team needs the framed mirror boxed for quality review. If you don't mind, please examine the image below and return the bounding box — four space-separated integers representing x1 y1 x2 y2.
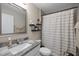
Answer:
0 3 26 34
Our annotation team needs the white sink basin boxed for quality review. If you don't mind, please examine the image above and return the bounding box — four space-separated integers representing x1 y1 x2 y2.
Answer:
9 43 32 55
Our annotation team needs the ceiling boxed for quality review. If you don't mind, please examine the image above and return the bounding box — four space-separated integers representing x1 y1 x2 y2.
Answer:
33 3 79 15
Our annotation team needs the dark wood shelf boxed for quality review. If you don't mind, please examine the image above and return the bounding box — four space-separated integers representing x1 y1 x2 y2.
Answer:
29 24 35 26
36 24 41 25
29 23 41 32
31 29 41 32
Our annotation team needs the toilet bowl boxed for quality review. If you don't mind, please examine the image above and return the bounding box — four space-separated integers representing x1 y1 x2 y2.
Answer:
39 47 52 56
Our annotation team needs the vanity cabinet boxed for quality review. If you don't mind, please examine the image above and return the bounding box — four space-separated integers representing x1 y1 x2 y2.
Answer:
0 40 41 56
24 44 40 56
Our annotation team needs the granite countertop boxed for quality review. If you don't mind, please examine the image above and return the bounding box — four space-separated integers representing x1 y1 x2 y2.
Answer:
0 40 41 56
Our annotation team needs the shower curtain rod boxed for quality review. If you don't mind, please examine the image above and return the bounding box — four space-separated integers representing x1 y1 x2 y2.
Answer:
43 7 78 16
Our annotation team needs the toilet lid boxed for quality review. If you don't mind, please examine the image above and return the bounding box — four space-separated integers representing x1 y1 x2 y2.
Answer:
40 47 51 56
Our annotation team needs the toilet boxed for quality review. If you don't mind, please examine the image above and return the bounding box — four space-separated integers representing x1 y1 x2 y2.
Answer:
39 47 52 56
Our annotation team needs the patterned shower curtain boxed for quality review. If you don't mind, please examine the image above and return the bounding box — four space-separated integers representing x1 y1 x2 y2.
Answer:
42 9 76 56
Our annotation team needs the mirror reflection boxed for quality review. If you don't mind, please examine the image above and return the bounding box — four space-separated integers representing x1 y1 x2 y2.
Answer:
0 3 26 34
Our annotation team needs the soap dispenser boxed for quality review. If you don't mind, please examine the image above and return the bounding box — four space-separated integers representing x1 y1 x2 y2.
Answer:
8 37 12 47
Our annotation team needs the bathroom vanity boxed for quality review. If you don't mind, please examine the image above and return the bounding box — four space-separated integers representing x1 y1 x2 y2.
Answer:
0 40 41 56
0 3 41 56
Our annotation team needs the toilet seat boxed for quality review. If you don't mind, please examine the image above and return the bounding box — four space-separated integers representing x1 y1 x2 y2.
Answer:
39 47 52 56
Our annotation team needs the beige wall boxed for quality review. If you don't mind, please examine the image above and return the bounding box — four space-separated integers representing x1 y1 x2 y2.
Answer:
0 3 41 43
26 4 41 40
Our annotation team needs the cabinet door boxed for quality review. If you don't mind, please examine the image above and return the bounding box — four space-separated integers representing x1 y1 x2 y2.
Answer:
24 45 40 56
